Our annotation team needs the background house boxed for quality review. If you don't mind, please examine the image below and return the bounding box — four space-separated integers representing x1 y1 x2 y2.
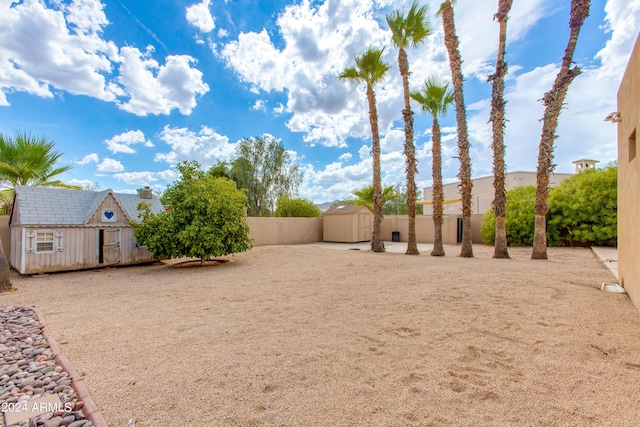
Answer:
10 186 165 274
617 34 640 311
421 169 575 216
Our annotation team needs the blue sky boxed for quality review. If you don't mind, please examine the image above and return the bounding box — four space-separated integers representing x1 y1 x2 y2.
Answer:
0 0 638 203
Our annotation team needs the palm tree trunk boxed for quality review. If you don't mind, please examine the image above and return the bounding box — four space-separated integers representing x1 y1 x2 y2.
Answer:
489 0 512 259
399 47 419 255
441 0 473 258
367 84 385 253
431 118 445 256
0 236 13 292
532 0 590 260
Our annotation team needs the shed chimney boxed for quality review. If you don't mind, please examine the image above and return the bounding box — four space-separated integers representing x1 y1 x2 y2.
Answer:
137 186 153 199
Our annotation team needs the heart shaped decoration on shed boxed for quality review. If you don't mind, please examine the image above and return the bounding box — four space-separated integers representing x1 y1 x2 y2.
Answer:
102 210 117 222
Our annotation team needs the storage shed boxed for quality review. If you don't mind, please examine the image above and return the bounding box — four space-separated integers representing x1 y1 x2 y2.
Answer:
10 186 165 274
322 205 373 243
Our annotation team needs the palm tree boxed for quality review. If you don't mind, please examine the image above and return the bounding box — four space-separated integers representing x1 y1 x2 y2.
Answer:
0 130 76 292
353 184 399 212
340 47 390 252
437 0 473 258
532 0 590 259
488 0 513 259
0 131 77 211
411 77 454 256
386 1 431 256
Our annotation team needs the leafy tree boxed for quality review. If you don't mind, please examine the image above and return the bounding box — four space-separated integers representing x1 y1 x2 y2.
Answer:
383 183 424 215
353 184 399 213
340 47 390 252
208 161 231 179
488 0 513 259
437 0 474 258
411 77 454 256
134 161 252 265
547 166 617 247
230 135 302 217
387 1 431 255
481 185 536 247
275 195 321 217
532 0 591 259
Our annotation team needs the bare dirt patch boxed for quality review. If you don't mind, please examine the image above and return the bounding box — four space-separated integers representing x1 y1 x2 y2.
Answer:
2 245 639 426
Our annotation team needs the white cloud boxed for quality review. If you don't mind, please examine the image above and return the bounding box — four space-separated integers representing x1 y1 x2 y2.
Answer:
186 0 215 33
252 99 267 111
105 130 153 154
67 178 100 190
116 47 210 116
155 125 236 168
338 152 352 161
0 0 118 104
77 153 99 164
220 0 389 148
112 171 157 185
0 0 209 117
97 158 124 172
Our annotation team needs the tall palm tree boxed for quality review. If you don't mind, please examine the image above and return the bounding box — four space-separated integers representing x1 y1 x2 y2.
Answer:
532 0 591 259
488 0 513 259
340 47 390 252
411 77 454 256
386 1 431 256
437 0 473 258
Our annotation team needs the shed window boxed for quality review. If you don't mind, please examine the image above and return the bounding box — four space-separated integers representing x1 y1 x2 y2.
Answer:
26 231 64 253
36 232 54 252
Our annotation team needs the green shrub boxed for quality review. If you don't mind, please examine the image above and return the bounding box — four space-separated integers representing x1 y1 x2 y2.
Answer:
547 165 617 246
481 185 537 246
275 195 321 217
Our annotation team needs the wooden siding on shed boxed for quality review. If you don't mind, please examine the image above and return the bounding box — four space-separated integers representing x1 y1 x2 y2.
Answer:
87 193 130 225
10 225 156 274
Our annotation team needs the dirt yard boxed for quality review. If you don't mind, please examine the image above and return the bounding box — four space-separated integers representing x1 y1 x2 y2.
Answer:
2 244 639 426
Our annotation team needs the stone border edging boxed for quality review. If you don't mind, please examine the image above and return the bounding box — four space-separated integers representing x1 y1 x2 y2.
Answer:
28 306 109 427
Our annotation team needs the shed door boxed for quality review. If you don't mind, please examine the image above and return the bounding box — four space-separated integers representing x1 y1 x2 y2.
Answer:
99 229 121 264
358 212 371 242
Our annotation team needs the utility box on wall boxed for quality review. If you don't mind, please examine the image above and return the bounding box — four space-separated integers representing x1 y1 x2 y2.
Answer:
322 205 373 243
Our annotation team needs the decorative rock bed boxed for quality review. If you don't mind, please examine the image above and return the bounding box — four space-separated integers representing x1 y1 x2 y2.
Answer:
1 307 106 427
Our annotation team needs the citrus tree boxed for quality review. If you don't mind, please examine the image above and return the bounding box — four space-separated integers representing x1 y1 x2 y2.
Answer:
134 161 252 264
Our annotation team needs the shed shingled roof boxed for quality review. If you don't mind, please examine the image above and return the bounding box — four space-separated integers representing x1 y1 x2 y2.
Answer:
323 204 372 215
11 186 165 226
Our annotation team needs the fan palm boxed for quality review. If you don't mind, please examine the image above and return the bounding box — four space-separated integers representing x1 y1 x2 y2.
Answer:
0 131 77 212
411 77 454 256
437 0 473 258
353 185 399 212
532 0 591 259
340 47 390 252
386 1 431 255
488 0 513 259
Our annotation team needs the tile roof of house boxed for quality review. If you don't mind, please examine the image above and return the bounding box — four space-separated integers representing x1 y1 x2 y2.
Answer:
12 186 165 226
